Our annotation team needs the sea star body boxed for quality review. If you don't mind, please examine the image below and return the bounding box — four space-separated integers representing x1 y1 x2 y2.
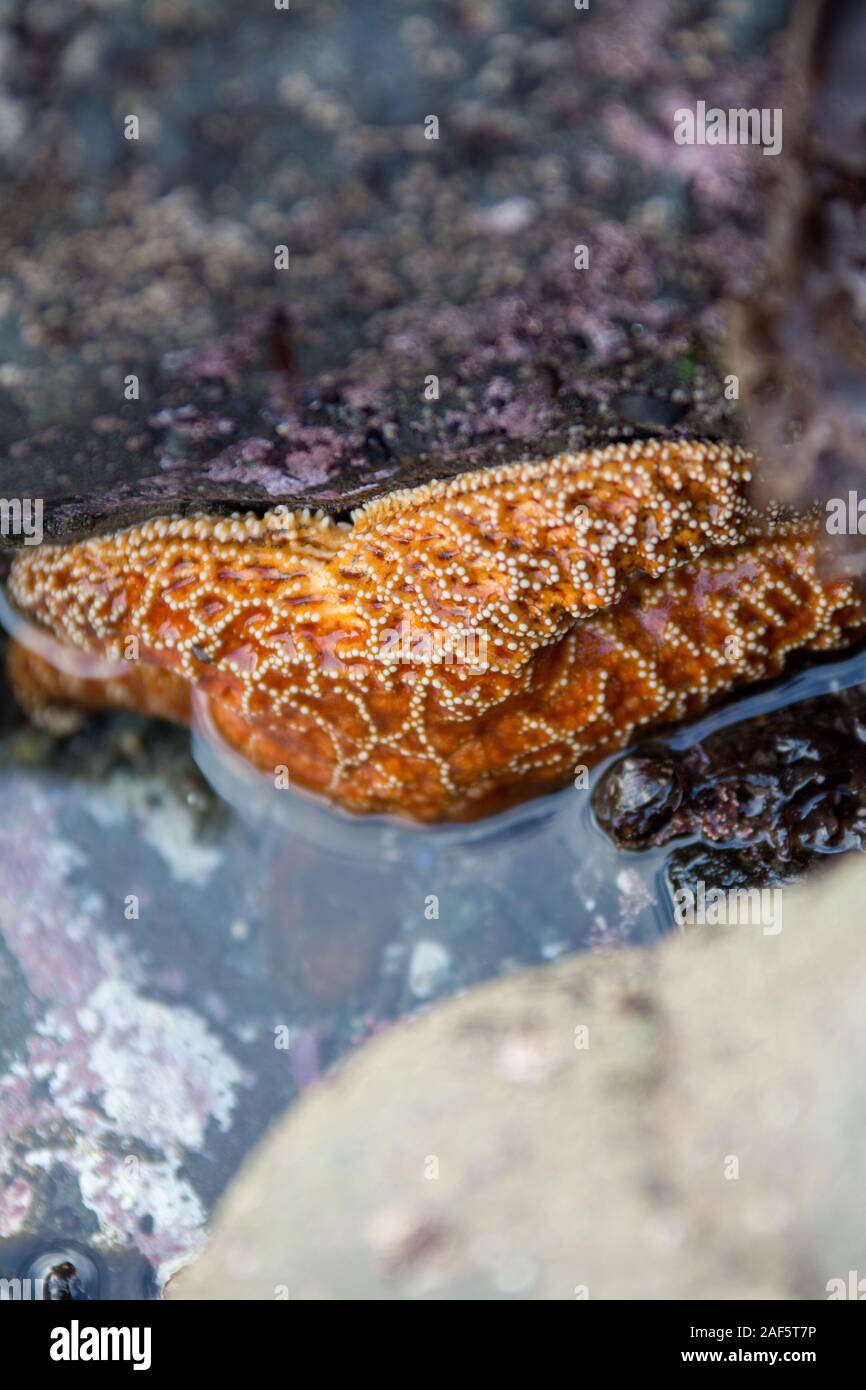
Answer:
6 440 864 822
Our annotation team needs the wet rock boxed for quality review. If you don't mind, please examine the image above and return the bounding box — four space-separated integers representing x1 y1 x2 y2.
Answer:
665 843 800 904
169 856 866 1300
592 752 684 845
593 676 866 885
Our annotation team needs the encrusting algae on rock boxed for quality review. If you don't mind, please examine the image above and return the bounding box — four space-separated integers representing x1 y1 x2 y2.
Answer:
5 440 865 822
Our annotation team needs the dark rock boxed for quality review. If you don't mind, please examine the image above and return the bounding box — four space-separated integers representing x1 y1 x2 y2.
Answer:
593 665 866 886
0 0 786 547
592 752 684 844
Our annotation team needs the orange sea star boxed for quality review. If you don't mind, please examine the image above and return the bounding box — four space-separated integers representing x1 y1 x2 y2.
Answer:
6 440 864 822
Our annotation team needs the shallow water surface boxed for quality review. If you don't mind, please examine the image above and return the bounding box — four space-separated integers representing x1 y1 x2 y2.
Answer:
1 634 864 1294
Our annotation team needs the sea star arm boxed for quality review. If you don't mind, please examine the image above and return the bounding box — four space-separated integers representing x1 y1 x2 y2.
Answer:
6 441 863 821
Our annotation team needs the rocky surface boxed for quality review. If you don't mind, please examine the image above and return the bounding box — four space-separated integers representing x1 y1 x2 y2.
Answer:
733 0 866 524
170 855 866 1301
0 0 795 544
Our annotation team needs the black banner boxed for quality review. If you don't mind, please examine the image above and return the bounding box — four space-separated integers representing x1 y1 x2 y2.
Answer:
1 1299 863 1374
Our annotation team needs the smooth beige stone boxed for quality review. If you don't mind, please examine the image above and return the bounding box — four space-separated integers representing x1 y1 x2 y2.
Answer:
171 859 866 1300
